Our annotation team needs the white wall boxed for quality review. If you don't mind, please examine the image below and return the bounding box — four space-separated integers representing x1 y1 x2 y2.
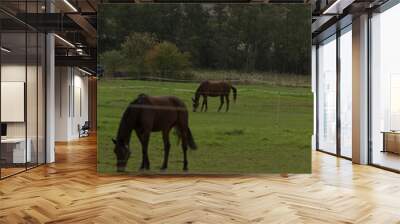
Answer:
72 72 89 138
1 65 42 137
1 63 46 164
55 67 89 141
1 65 26 139
55 67 70 141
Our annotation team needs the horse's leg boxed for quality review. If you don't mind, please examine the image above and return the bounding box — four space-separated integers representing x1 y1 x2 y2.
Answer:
218 95 224 112
161 129 171 171
143 132 151 170
135 131 145 170
201 96 206 112
225 95 230 112
181 132 189 171
204 96 208 112
137 131 151 170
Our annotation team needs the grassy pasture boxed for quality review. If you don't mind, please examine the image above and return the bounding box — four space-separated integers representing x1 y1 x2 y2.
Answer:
97 79 312 174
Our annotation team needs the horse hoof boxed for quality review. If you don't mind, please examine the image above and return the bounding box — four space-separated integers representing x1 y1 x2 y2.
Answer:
160 167 167 172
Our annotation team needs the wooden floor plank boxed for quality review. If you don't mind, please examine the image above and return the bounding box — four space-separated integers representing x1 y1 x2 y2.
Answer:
0 135 399 223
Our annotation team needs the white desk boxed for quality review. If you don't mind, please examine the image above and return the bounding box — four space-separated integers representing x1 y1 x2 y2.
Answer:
1 138 31 163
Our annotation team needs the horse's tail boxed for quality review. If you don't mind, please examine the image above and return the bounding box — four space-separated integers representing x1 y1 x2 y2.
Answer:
175 125 197 150
186 127 197 150
231 85 237 102
174 101 197 150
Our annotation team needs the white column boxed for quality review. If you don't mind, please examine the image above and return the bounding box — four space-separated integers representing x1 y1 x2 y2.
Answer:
46 1 56 163
352 14 369 164
46 33 55 163
312 45 317 150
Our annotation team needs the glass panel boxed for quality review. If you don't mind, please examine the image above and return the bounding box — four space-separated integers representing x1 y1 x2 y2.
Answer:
38 32 45 165
339 27 352 158
317 35 337 154
0 1 46 179
371 4 400 171
1 31 28 177
26 0 40 169
27 30 38 169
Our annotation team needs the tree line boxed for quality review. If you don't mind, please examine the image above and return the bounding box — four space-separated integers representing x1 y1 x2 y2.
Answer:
98 4 311 78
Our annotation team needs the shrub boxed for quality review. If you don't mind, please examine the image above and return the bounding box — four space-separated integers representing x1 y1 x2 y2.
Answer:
121 32 158 77
144 41 192 79
99 50 125 78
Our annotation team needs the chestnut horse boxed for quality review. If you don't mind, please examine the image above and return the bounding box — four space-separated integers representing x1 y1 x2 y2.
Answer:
113 94 197 172
192 80 237 112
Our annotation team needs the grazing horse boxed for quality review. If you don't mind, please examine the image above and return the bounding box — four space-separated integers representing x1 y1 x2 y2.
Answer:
192 80 237 112
112 94 197 172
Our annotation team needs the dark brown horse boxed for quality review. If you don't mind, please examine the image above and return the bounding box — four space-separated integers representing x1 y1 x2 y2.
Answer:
192 80 237 112
113 94 197 172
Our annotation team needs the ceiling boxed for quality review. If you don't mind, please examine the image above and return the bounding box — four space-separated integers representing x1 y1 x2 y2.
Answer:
0 0 97 72
311 0 391 43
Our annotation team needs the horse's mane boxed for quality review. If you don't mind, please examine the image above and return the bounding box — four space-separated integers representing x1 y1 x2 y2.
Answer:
116 94 148 144
130 93 148 105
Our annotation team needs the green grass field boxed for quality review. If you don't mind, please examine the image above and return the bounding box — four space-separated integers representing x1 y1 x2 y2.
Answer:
97 79 312 174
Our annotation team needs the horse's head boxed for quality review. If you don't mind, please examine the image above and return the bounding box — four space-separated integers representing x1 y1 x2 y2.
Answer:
192 97 199 112
112 138 131 172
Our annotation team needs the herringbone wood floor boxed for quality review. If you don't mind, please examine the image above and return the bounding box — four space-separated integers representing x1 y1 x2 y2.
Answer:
1 135 400 224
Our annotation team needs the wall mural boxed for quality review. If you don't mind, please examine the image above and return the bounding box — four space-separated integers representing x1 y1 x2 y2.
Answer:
97 3 312 174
